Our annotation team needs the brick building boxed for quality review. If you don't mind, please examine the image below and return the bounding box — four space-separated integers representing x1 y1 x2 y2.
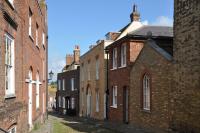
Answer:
79 40 112 120
0 0 48 132
129 37 173 132
171 0 200 132
56 45 80 116
106 26 173 124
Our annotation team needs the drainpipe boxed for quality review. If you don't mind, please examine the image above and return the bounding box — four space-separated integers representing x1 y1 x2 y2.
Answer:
105 48 109 120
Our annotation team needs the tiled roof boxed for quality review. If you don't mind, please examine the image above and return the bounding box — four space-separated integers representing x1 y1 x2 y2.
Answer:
129 26 173 37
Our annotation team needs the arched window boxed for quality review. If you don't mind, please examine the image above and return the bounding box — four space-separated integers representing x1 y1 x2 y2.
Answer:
143 74 150 111
36 72 40 109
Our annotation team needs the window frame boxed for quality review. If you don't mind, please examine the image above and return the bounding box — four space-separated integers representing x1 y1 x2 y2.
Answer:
71 97 75 109
42 32 45 46
5 33 15 98
142 74 151 111
121 44 126 67
112 48 117 69
62 79 65 90
71 78 74 91
8 126 16 133
62 97 65 108
29 9 33 37
58 80 61 90
96 58 99 80
36 23 39 47
59 96 61 107
112 86 117 108
88 61 91 81
36 72 40 109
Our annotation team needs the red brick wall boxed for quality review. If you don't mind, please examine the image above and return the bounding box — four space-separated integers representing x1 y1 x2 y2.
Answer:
130 42 172 132
0 0 47 132
108 40 144 123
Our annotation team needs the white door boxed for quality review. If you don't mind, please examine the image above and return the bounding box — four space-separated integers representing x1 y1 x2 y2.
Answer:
86 93 91 117
28 70 33 128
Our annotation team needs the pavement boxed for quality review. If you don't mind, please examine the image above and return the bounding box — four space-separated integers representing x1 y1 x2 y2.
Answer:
31 112 160 133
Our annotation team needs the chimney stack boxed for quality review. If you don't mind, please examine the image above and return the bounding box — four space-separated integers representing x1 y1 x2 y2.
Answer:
66 54 74 66
74 45 80 63
130 4 140 22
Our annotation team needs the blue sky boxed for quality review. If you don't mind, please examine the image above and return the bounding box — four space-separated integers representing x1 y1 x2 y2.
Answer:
47 0 174 79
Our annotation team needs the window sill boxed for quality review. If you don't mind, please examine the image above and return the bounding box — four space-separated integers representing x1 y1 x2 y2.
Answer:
110 68 117 71
118 65 126 69
141 109 151 113
110 105 117 109
5 94 16 99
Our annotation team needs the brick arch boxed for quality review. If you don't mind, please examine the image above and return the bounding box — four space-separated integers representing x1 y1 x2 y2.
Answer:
7 122 17 131
86 84 91 95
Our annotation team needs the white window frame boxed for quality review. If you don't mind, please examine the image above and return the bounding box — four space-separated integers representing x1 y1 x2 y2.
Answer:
71 78 74 91
36 72 40 109
36 24 39 47
96 58 99 80
96 90 99 112
59 96 61 107
112 86 117 108
121 44 126 67
71 97 75 109
58 80 61 90
29 9 32 37
62 97 65 108
112 48 117 69
62 79 65 90
143 74 150 111
88 62 91 81
42 32 45 46
8 126 16 133
5 34 15 98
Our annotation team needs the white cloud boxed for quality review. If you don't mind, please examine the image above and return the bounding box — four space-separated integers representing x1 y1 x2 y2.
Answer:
48 57 65 81
142 20 149 25
142 16 173 27
152 16 173 26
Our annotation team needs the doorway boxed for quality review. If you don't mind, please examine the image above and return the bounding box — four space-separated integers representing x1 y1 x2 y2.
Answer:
123 87 129 124
86 91 92 117
28 70 33 128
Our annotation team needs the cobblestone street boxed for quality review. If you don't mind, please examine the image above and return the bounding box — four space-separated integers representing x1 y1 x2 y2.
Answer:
31 112 152 133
